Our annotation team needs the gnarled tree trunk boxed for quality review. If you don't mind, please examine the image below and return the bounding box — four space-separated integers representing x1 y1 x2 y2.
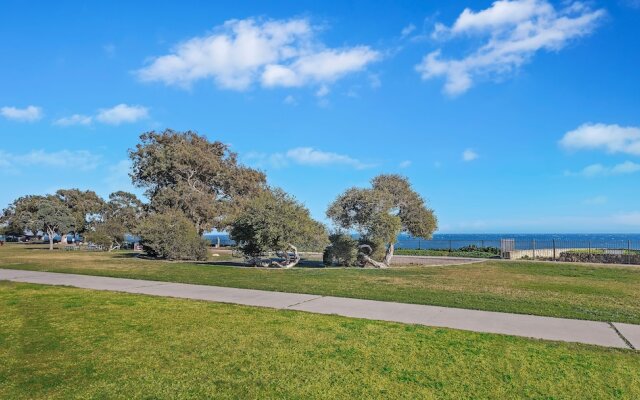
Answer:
358 243 394 268
271 244 300 269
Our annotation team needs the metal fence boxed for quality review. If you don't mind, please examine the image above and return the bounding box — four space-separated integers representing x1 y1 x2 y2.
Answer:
395 237 640 264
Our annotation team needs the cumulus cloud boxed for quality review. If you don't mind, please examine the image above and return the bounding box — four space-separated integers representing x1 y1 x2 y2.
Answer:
560 123 640 155
137 18 380 91
54 114 93 126
95 104 149 125
417 0 605 95
246 147 374 169
565 161 640 177
0 149 101 173
583 195 607 205
401 24 416 37
1 105 43 122
462 149 479 161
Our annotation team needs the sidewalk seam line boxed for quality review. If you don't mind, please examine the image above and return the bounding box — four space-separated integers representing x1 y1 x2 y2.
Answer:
608 322 635 350
286 295 324 308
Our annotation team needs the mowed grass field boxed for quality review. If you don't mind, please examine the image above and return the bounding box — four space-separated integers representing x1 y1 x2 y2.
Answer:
1 281 639 399
1 244 640 324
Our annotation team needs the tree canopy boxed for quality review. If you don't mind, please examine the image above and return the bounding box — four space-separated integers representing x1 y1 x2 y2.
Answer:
55 189 105 234
230 188 327 268
129 130 266 234
1 195 75 250
327 174 437 267
85 191 144 251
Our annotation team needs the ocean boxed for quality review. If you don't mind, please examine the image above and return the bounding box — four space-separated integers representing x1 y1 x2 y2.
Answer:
205 233 640 251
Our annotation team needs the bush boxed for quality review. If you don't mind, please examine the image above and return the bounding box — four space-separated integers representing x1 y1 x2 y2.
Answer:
323 233 359 266
138 210 208 261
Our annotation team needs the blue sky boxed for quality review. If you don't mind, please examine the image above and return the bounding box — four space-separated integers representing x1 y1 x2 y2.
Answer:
1 0 639 233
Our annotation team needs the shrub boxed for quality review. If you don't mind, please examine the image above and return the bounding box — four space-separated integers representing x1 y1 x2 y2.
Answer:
323 233 359 266
138 210 208 261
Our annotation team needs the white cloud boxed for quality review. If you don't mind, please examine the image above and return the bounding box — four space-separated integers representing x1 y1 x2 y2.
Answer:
1 105 43 122
315 85 330 97
0 149 101 173
401 23 416 37
95 104 149 125
54 114 93 126
245 147 373 170
283 95 297 105
559 123 640 156
399 160 412 168
286 147 372 169
417 1 605 95
462 149 479 161
137 18 380 91
565 161 640 177
583 195 607 205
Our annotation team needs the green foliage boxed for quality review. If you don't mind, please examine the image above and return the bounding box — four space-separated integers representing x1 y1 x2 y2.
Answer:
1 195 75 248
84 191 144 251
395 249 499 258
230 188 327 259
138 210 208 261
327 174 437 264
55 189 106 234
129 130 266 233
323 233 359 266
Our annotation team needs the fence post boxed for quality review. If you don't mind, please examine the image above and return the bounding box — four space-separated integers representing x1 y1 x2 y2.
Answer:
553 239 556 261
449 240 452 253
588 241 591 261
418 239 421 250
628 240 632 265
532 239 536 260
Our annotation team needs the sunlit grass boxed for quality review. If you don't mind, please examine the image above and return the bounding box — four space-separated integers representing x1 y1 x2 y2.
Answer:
1 281 638 399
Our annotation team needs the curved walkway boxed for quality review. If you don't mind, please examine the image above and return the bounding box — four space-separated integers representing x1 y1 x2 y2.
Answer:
1 268 637 350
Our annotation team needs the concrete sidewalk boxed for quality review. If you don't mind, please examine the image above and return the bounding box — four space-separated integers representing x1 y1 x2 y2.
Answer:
1 268 638 350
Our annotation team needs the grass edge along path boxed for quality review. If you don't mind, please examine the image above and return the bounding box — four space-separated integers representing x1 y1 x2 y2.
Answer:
1 246 640 325
1 281 639 399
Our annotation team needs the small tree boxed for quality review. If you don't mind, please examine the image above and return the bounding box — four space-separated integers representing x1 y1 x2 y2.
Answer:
230 189 327 268
327 174 437 268
323 232 359 267
2 195 75 250
138 210 208 261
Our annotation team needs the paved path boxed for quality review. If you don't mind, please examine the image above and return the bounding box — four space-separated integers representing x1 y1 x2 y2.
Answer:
1 268 638 350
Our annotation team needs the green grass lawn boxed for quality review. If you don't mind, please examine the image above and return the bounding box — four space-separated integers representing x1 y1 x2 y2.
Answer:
2 244 640 324
1 281 638 399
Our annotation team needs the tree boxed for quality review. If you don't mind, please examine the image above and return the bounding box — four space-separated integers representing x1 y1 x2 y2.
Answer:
326 174 437 268
137 210 209 261
129 130 266 235
85 191 145 251
323 232 359 267
55 189 105 236
230 189 328 268
1 195 75 250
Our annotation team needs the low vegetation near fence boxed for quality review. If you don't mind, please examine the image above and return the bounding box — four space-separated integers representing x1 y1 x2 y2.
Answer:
396 245 500 259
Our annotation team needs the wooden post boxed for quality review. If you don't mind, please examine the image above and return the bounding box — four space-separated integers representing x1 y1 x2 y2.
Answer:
553 239 556 261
